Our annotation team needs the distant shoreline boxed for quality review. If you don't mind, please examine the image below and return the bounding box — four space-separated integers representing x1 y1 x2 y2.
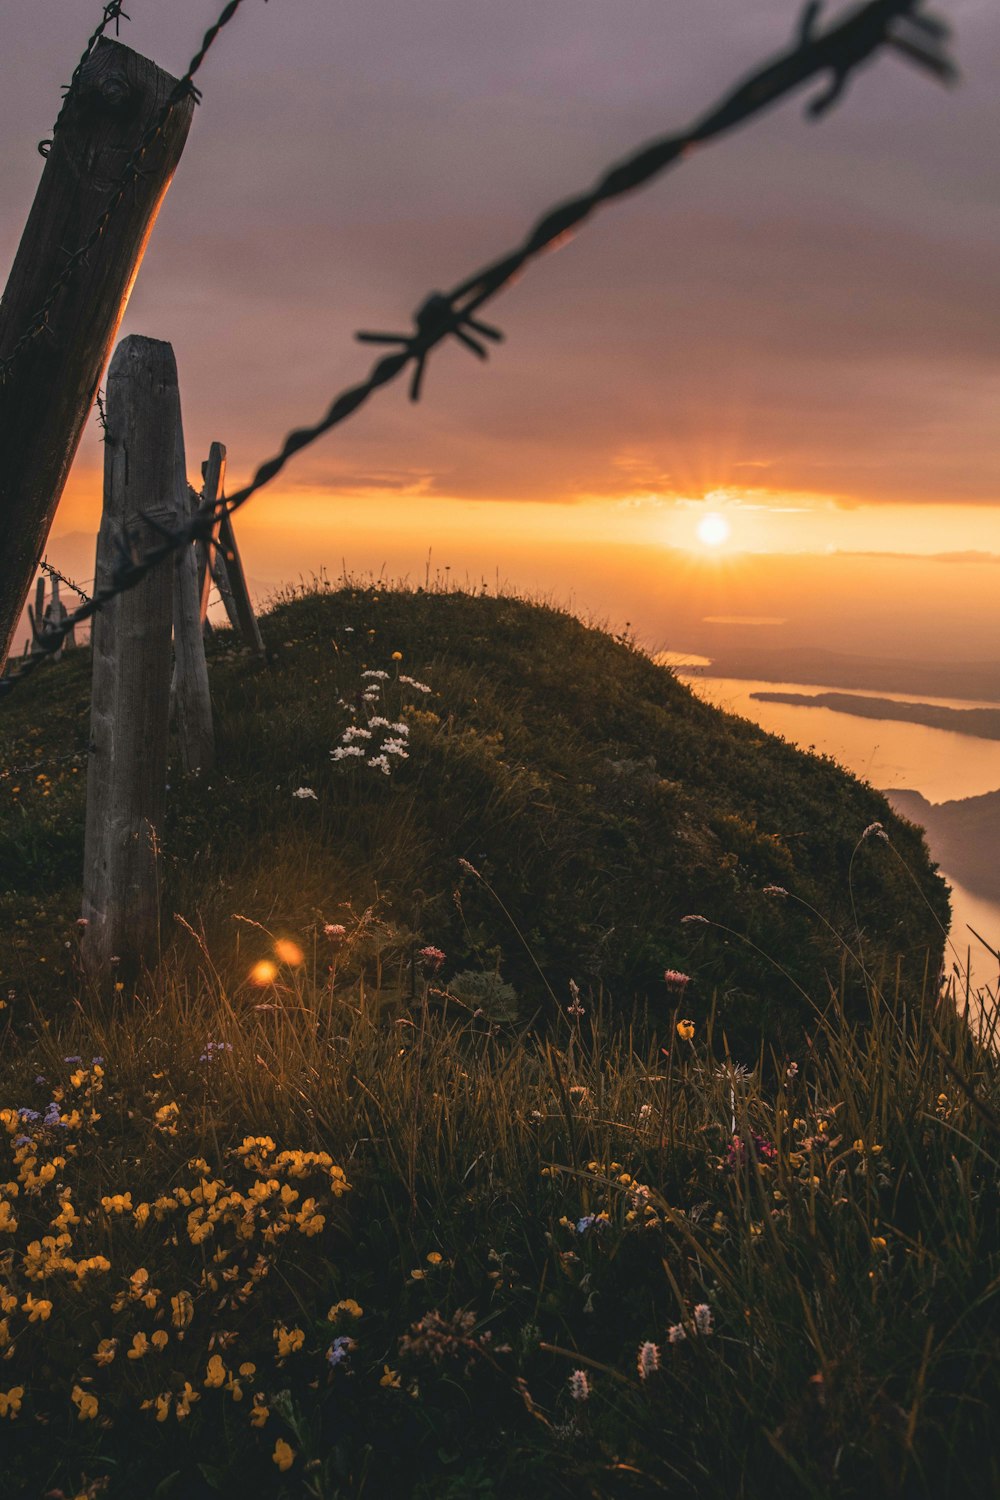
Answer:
672 648 1000 704
749 690 1000 741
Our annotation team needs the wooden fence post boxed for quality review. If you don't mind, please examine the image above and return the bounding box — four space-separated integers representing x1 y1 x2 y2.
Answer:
0 39 194 669
197 443 228 627
218 508 266 657
81 336 178 981
48 578 76 650
171 409 215 775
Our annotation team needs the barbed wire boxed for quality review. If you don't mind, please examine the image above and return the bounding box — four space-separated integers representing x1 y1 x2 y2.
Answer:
38 1 131 159
39 559 92 604
0 0 253 386
0 0 956 696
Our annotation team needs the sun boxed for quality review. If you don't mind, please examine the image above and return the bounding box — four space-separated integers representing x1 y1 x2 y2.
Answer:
697 512 731 548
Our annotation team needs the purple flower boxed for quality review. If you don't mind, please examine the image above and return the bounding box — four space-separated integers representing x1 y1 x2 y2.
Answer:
327 1335 355 1368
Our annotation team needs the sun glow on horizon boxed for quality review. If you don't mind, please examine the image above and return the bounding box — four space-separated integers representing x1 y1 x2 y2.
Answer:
696 512 731 548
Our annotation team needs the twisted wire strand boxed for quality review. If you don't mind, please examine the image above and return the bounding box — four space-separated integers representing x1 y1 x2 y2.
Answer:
38 0 131 158
0 0 955 695
0 0 252 385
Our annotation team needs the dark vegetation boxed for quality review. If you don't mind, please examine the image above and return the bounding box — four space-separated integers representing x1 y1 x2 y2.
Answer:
2 583 948 1053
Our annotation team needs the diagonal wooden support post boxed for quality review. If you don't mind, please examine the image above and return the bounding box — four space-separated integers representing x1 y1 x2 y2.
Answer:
196 443 227 627
0 39 194 669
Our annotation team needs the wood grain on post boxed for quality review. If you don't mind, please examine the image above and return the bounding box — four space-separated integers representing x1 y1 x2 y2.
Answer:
81 336 178 981
171 412 215 775
0 39 194 668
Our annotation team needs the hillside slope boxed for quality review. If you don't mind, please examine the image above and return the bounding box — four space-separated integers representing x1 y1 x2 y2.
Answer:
1 585 949 1047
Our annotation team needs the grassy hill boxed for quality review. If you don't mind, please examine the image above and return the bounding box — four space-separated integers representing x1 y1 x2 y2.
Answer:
2 582 947 1047
0 586 997 1500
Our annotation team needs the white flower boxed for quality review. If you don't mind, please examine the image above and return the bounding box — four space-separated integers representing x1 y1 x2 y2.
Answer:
368 716 391 729
390 721 409 735
692 1304 713 1336
369 754 391 776
331 745 365 761
568 1370 590 1402
363 690 380 703
399 675 431 693
361 669 389 680
342 726 372 741
382 739 409 758
292 787 317 800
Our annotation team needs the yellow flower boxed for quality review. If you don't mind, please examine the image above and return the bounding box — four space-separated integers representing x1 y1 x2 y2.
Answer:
205 1354 227 1389
0 1385 25 1419
239 1362 257 1378
273 1439 296 1472
150 1330 169 1351
101 1191 133 1214
391 651 403 661
274 1324 305 1358
380 1364 402 1388
426 1252 443 1265
127 1332 149 1360
71 1384 98 1421
170 1291 194 1331
676 1019 695 1042
250 1397 270 1427
154 1102 180 1134
871 1235 888 1251
175 1381 200 1420
327 1299 363 1321
23 1295 52 1322
93 1338 117 1367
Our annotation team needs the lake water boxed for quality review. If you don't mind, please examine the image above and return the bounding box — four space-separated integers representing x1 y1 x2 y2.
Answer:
678 671 1000 997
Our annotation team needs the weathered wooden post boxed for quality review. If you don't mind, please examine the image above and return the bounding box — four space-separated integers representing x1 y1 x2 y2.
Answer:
81 336 178 981
48 578 76 651
194 442 265 656
197 443 228 627
171 412 215 775
218 507 266 658
0 39 194 669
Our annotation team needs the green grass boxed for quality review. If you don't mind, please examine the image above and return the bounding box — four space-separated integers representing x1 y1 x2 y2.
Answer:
1 580 949 1052
1 581 991 1499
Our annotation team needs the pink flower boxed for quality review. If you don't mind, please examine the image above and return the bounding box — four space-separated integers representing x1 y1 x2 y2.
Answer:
417 946 446 972
323 923 347 940
663 969 691 989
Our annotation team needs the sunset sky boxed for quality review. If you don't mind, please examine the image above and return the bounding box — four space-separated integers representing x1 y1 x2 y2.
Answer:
2 0 999 654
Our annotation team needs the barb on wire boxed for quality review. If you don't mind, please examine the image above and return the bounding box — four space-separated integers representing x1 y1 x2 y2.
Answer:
38 1 130 158
357 293 503 402
1 0 252 387
39 559 92 604
0 0 957 695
